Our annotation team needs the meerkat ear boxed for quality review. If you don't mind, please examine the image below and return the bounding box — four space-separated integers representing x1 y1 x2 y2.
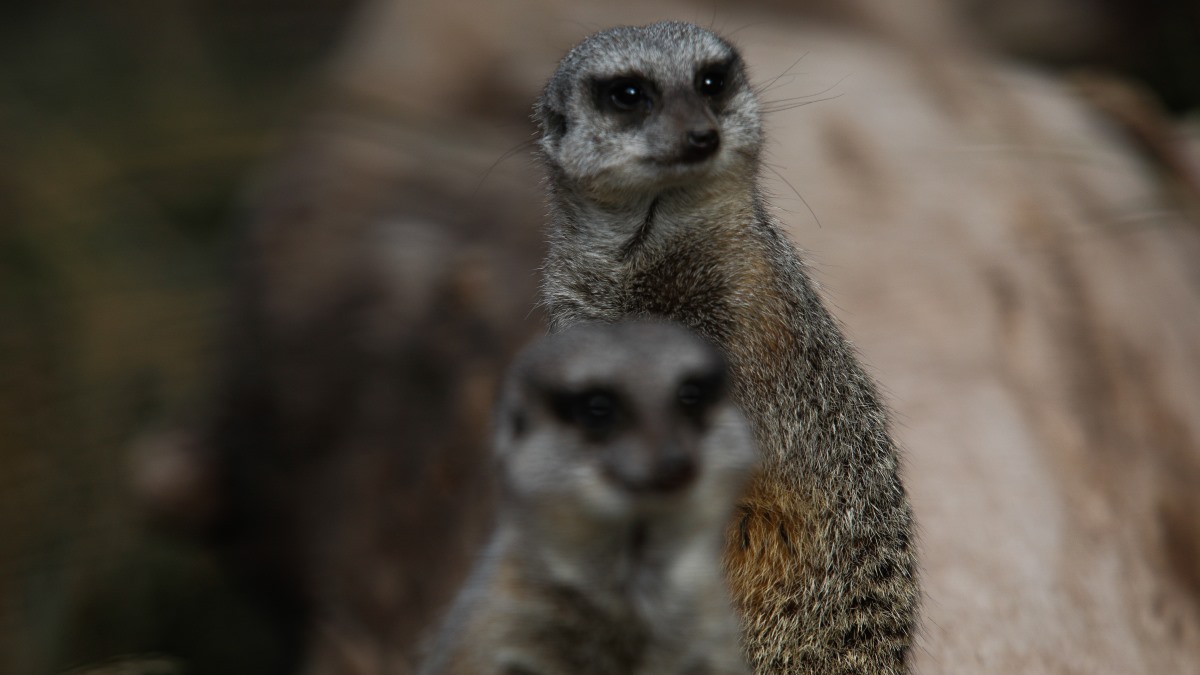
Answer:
493 383 530 459
508 408 529 440
538 104 568 146
535 77 570 147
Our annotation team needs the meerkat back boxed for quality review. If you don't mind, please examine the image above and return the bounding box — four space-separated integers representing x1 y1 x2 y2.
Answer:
419 321 755 675
535 22 919 673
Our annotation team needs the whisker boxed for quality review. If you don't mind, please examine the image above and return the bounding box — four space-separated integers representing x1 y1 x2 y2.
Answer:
761 74 848 106
474 138 539 195
763 162 822 229
753 53 810 95
762 92 846 114
723 21 770 38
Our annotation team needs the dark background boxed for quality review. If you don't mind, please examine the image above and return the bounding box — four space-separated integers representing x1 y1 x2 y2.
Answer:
1 2 355 672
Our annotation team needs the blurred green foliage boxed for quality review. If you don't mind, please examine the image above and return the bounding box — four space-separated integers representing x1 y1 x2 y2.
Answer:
0 1 355 672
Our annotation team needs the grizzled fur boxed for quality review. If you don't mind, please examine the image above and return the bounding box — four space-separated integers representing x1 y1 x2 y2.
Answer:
419 322 754 675
536 22 919 673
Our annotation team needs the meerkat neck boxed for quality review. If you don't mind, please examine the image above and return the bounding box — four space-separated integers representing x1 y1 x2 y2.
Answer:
505 514 716 613
554 167 759 217
547 171 762 274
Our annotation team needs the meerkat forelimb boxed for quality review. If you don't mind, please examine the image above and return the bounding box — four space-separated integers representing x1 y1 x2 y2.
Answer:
535 21 919 674
419 321 755 675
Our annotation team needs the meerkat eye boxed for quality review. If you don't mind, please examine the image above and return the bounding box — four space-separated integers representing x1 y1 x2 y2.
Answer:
697 69 727 98
697 58 739 99
604 78 649 112
551 388 623 437
576 391 617 433
678 381 706 408
677 370 726 421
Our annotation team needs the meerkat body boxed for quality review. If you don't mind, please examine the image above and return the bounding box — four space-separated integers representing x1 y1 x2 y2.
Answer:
420 322 755 675
535 22 918 673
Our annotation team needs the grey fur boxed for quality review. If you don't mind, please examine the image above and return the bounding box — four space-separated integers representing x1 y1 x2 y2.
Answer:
535 22 918 674
419 321 755 675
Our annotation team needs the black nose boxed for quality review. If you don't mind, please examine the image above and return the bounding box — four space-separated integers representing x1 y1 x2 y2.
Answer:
613 447 697 494
646 451 697 492
682 129 720 162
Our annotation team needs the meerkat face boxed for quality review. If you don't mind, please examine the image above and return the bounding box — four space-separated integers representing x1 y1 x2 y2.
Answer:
536 22 763 201
495 322 755 534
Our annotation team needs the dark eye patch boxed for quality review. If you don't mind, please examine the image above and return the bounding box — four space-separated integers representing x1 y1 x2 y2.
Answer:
695 57 738 100
549 387 624 438
592 75 655 114
677 369 728 422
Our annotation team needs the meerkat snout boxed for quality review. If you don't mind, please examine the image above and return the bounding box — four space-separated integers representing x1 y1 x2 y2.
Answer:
683 128 719 161
654 89 721 163
601 421 699 495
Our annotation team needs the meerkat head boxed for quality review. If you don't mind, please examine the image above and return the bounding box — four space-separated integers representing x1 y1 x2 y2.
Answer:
535 22 763 202
495 322 755 539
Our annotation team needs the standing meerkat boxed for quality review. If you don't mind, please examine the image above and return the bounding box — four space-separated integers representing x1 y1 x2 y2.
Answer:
420 321 755 675
535 22 918 673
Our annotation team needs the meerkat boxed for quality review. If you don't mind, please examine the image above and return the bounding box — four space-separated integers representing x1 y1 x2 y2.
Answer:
419 321 755 675
534 22 919 673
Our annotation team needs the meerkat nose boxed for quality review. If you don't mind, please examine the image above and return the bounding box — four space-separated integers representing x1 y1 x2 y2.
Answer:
606 440 699 494
630 445 699 493
647 448 698 492
683 129 720 162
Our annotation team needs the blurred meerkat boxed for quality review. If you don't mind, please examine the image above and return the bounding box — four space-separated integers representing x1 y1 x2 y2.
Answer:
419 321 754 675
535 22 919 673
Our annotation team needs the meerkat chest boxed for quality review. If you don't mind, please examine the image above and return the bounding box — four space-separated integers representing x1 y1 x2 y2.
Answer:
619 231 742 337
500 541 737 674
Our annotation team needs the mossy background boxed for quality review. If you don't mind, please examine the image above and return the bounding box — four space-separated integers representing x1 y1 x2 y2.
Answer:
0 1 355 672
